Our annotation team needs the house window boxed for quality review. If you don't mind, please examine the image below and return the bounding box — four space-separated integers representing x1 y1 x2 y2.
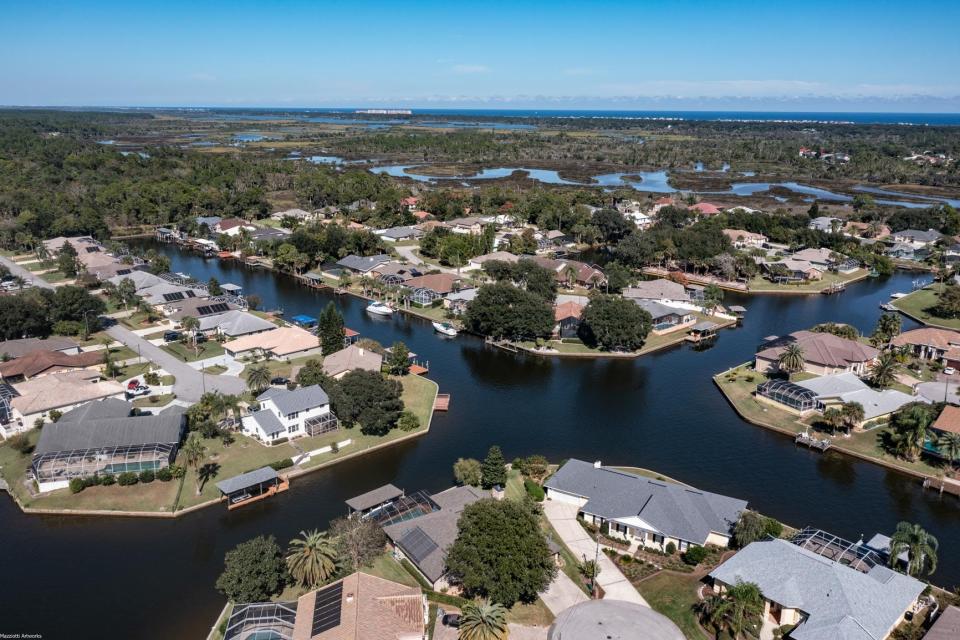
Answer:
287 411 300 420
652 534 664 545
679 540 689 551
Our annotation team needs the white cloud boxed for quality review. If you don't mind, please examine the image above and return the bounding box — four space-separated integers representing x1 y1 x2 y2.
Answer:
451 64 490 74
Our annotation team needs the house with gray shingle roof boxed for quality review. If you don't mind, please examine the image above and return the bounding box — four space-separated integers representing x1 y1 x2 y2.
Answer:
709 536 924 640
544 459 747 552
336 254 392 274
242 384 336 444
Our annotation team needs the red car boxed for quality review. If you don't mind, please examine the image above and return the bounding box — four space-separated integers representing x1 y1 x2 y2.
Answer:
127 379 141 390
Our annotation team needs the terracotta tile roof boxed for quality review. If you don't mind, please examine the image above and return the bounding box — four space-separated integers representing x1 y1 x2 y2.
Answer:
934 406 960 435
321 345 383 378
555 301 584 321
411 210 433 220
690 202 722 215
756 330 879 369
0 349 103 380
890 327 960 351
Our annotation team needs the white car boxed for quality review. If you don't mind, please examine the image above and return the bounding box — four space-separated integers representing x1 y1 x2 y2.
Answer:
127 385 151 397
945 367 957 376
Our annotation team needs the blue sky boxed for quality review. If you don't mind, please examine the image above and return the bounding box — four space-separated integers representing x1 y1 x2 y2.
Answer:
2 0 959 111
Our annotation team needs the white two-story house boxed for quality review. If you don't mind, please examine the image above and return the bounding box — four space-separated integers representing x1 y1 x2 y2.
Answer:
242 384 337 444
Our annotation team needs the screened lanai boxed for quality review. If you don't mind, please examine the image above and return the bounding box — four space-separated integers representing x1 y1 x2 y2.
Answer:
756 379 818 412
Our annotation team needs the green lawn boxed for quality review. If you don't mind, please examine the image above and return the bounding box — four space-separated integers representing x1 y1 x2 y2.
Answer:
117 361 153 381
162 340 225 362
892 287 960 330
746 269 867 293
133 393 175 408
120 311 163 329
636 572 708 640
366 553 422 588
160 374 176 385
204 364 228 375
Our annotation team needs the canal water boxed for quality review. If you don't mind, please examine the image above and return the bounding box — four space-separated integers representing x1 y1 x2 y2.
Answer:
3 245 960 639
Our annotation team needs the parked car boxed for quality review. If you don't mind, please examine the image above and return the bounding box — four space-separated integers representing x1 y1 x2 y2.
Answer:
194 333 208 343
945 367 957 376
127 379 141 390
127 385 150 397
441 614 460 628
271 376 289 386
163 330 181 342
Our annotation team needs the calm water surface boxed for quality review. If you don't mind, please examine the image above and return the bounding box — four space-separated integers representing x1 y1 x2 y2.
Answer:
2 246 959 639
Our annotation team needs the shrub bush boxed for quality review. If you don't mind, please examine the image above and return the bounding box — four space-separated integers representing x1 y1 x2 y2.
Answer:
272 437 288 446
763 517 784 538
269 458 294 471
117 472 139 486
83 476 98 488
52 320 85 336
69 478 85 494
682 545 708 565
524 479 545 502
665 541 677 555
139 470 155 483
7 433 33 454
330 441 339 453
155 467 173 482
100 474 116 486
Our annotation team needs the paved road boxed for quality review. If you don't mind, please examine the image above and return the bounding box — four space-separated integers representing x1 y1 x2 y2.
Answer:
0 255 54 290
106 324 246 402
543 500 648 606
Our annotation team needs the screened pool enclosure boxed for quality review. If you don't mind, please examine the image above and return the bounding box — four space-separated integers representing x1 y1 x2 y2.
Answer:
756 379 818 412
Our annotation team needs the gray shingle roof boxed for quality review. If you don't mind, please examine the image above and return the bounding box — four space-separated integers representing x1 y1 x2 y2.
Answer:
632 299 688 322
383 485 486 582
709 538 925 640
896 228 943 243
336 254 392 273
346 484 404 511
248 408 285 436
215 466 278 495
35 411 184 455
257 384 329 416
0 336 79 359
380 226 422 240
57 398 132 423
198 310 276 336
545 459 747 545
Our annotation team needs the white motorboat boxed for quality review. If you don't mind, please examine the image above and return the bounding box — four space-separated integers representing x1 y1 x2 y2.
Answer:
366 302 394 316
432 321 458 336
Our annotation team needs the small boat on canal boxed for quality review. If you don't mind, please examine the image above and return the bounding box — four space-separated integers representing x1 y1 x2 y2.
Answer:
366 301 394 316
432 321 458 336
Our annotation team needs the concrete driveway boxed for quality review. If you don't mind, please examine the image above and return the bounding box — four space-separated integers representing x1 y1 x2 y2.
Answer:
540 570 589 615
0 255 54 290
106 324 246 402
543 500 648 606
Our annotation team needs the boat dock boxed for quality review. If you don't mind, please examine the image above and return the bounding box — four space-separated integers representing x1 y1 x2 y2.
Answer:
795 432 832 451
923 477 960 498
821 282 846 295
216 467 289 510
434 394 450 411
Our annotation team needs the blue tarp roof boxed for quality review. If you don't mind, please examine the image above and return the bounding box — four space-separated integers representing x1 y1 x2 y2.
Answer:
291 314 317 325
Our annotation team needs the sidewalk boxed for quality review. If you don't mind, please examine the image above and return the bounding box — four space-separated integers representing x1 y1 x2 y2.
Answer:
539 570 588 615
543 500 648 606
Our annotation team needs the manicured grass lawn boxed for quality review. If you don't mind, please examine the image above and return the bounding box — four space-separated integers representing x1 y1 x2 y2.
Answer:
636 572 708 640
175 434 299 510
109 345 139 361
714 364 947 478
160 374 176 385
117 361 153 381
204 364 228 375
506 599 553 627
505 468 526 501
162 340 225 362
40 270 71 283
239 355 317 381
892 287 960 330
746 269 867 293
366 553 422 588
120 311 163 329
133 393 175 408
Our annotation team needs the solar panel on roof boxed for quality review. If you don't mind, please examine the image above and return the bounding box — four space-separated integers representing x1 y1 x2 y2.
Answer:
197 302 230 316
185 290 196 298
311 581 343 636
399 526 439 564
163 292 186 302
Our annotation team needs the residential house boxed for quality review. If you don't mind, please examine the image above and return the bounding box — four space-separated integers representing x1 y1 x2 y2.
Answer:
845 221 890 239
383 485 487 590
373 261 422 284
444 216 487 235
243 384 336 444
633 300 695 334
107 270 167 292
248 227 292 243
0 336 80 359
926 405 960 460
722 228 767 249
464 251 520 272
3 370 126 439
223 326 321 360
401 195 420 211
269 208 315 223
137 282 206 307
708 532 925 640
944 242 960 265
808 216 842 232
544 459 747 552
890 228 943 249
321 345 384 379
197 310 277 338
443 287 478 316
891 327 960 368
221 572 425 640
886 243 925 261
0 350 103 383
690 202 722 216
404 273 462 306
165 298 239 323
651 196 674 215
790 248 843 271
925 605 960 640
214 218 256 236
336 254 392 275
622 279 691 305
411 210 433 222
30 399 184 492
762 258 823 282
755 330 879 376
195 215 222 231
554 301 584 339
530 257 606 289
376 226 422 243
757 372 923 425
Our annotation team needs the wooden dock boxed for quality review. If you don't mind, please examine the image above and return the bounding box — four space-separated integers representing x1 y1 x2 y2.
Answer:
434 394 450 411
821 282 846 295
795 432 832 451
225 478 290 510
923 477 960 497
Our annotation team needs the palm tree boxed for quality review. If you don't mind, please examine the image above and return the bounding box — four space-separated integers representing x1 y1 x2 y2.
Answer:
286 530 339 588
777 344 805 379
180 315 201 355
246 364 272 394
869 352 901 389
840 402 865 433
697 580 764 639
888 521 939 577
181 433 208 496
821 407 844 434
891 404 934 461
936 431 960 468
458 600 509 640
